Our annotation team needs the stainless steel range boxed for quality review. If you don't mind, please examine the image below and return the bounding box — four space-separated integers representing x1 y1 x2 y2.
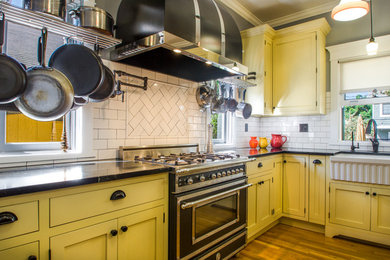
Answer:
119 144 252 260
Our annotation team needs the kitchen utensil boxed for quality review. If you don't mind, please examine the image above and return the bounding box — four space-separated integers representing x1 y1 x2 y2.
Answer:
236 89 252 119
212 83 227 114
226 85 238 112
0 11 27 104
24 0 66 19
69 6 114 36
48 40 104 98
89 65 115 102
270 134 287 148
61 114 68 152
259 137 270 148
15 28 74 121
249 137 258 148
196 84 212 109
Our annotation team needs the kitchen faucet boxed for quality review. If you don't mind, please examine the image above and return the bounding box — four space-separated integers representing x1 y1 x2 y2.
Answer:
366 119 379 152
350 132 359 151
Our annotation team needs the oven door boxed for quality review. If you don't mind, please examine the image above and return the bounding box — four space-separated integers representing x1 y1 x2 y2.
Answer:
175 178 249 260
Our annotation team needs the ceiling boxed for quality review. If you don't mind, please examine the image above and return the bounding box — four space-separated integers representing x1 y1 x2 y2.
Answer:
224 0 340 27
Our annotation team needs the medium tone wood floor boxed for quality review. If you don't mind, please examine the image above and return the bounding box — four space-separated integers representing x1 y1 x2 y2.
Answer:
232 224 390 260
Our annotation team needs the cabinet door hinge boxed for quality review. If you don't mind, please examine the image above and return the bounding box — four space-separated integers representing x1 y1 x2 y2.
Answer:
329 187 331 193
304 208 306 214
328 212 330 218
271 209 275 215
316 101 318 107
264 71 267 77
273 162 275 168
264 102 266 108
264 40 267 45
272 177 274 183
49 249 52 260
163 212 166 223
315 34 318 40
304 162 307 168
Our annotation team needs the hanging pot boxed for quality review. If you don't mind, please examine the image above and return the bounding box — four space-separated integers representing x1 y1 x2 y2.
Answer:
196 84 212 109
235 89 252 119
88 65 115 102
0 11 27 104
69 6 114 36
15 28 74 121
23 0 66 19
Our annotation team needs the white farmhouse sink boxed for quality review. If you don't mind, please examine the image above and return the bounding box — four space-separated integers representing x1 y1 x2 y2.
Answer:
330 153 390 185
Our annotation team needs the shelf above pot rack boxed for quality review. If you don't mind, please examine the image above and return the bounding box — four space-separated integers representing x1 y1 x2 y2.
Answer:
0 2 122 49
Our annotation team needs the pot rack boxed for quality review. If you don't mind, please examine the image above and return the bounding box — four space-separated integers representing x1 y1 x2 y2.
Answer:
0 2 121 49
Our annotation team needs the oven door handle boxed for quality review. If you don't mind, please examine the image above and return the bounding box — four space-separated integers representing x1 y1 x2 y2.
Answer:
180 183 252 210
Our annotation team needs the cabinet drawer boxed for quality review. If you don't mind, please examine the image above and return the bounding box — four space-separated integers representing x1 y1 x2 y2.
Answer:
50 178 165 227
247 158 273 176
0 241 39 260
0 201 39 241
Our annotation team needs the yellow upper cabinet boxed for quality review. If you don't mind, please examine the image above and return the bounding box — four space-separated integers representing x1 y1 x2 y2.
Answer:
241 25 276 116
273 18 330 116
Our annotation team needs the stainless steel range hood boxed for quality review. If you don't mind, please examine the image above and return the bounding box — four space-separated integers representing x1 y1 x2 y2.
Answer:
102 0 248 82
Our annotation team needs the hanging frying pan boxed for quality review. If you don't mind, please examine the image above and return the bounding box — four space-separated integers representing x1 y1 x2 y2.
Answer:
48 40 104 97
15 28 74 121
88 65 115 102
0 11 27 104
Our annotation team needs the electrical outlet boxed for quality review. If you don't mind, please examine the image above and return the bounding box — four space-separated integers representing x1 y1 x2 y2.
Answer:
299 124 309 132
245 123 248 132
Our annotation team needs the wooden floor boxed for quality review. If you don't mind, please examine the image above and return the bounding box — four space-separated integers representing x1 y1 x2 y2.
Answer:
232 224 390 260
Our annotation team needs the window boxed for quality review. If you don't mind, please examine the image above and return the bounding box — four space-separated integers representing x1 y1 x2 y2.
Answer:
210 112 233 145
341 90 390 141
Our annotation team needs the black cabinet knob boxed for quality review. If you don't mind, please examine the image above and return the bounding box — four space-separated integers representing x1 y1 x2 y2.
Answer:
365 191 370 195
110 190 126 201
373 192 377 196
313 159 322 165
110 229 118 236
258 162 263 168
121 226 128 232
0 212 18 225
28 256 37 260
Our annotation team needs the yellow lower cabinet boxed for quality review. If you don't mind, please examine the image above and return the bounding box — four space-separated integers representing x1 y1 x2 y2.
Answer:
118 206 164 260
0 241 39 260
308 155 326 225
371 188 390 235
50 219 118 260
329 183 370 230
273 159 283 218
282 155 308 221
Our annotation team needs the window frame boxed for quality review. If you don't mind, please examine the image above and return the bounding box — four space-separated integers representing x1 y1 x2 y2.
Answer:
327 35 390 147
210 112 233 146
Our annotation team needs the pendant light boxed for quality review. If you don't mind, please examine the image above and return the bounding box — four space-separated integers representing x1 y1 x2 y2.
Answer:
366 0 378 55
331 0 369 21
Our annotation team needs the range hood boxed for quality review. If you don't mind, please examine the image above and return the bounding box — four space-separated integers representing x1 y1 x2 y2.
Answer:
102 0 248 82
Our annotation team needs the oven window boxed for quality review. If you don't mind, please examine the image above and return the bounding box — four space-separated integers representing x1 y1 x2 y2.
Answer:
195 194 238 238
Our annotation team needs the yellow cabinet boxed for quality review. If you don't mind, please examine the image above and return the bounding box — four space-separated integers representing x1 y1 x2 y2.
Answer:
50 220 118 260
282 155 308 221
273 18 330 116
241 25 275 116
329 183 370 230
371 188 390 235
309 156 326 225
118 206 164 260
247 156 283 240
0 241 39 260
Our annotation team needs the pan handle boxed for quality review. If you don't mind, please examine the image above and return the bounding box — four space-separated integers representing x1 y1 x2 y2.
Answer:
0 11 4 52
243 89 247 102
38 28 48 67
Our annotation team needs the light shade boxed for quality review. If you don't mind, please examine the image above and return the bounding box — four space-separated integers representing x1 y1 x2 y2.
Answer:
366 38 378 55
331 0 369 21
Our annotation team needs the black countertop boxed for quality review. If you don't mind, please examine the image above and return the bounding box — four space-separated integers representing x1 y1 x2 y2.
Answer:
0 160 169 198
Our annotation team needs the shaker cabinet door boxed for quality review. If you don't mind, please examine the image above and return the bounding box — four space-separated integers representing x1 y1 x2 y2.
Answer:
118 206 165 260
0 241 39 260
371 188 390 235
50 220 118 260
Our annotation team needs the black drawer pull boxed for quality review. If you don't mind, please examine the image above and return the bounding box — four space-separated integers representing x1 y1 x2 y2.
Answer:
110 190 126 201
373 192 377 196
28 256 37 260
313 159 322 165
0 212 18 225
258 162 263 168
121 226 128 232
258 181 265 185
365 191 370 195
110 229 118 236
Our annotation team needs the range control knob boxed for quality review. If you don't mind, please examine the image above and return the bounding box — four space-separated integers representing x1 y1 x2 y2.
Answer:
187 178 194 185
222 171 227 177
199 175 206 182
227 170 232 176
211 173 217 179
240 168 245 173
231 169 236 174
217 172 222 178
